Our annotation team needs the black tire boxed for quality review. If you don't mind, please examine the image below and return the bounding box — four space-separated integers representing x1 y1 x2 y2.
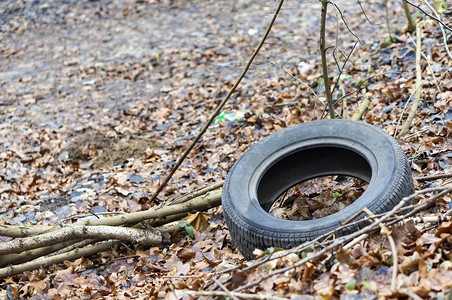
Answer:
222 119 414 260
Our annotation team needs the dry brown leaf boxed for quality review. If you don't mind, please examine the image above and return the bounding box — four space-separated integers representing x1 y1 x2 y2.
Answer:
399 251 421 274
185 212 211 232
231 270 248 287
435 221 452 237
176 248 196 263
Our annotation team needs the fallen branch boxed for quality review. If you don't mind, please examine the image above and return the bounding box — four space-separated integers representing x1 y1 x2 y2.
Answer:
169 180 224 205
0 186 223 277
228 184 451 292
0 240 118 278
0 188 222 238
0 239 83 268
0 226 162 256
351 99 370 121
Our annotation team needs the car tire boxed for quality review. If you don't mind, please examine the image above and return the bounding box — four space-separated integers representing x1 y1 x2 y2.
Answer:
222 119 414 260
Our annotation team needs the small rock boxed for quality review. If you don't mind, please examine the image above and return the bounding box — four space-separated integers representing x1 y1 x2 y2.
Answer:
129 173 146 184
58 151 69 162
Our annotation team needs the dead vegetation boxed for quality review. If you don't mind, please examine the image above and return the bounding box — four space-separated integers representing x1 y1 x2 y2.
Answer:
0 0 451 298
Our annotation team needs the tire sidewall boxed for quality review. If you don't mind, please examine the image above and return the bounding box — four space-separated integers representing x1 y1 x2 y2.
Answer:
223 119 406 237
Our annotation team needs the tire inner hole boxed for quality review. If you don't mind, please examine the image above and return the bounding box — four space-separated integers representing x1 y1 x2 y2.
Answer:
256 146 372 214
269 175 368 221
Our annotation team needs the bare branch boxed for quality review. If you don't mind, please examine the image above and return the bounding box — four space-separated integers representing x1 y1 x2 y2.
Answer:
0 226 162 256
331 41 359 95
146 0 286 203
269 61 324 106
356 0 380 26
406 0 452 31
329 2 363 45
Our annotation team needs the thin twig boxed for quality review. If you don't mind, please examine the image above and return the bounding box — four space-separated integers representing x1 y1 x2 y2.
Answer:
147 0 286 203
331 41 359 96
188 291 288 300
336 71 400 104
406 0 452 31
363 208 398 291
269 61 324 106
169 180 224 205
213 278 240 300
414 172 452 182
356 0 379 26
423 0 452 59
232 185 447 292
329 2 363 44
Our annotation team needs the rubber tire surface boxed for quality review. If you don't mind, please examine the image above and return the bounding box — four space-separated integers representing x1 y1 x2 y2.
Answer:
222 119 414 260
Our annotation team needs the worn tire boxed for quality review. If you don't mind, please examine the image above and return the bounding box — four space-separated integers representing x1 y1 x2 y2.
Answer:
222 119 414 260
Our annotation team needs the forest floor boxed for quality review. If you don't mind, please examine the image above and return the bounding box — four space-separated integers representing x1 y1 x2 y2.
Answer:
0 0 451 299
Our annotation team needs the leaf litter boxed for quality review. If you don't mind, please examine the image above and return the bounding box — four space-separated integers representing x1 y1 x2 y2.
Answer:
0 0 451 298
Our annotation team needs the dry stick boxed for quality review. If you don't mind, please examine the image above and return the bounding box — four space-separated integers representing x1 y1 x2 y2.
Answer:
320 0 335 119
363 208 398 291
188 291 288 300
233 186 442 292
342 97 348 118
399 23 423 136
169 180 224 205
146 0 285 204
402 0 416 32
414 172 452 182
213 278 240 300
0 226 162 256
51 238 97 256
0 239 84 268
0 224 49 238
351 99 370 121
0 240 118 278
0 189 222 238
269 61 324 105
410 214 452 224
394 80 423 137
387 184 452 226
